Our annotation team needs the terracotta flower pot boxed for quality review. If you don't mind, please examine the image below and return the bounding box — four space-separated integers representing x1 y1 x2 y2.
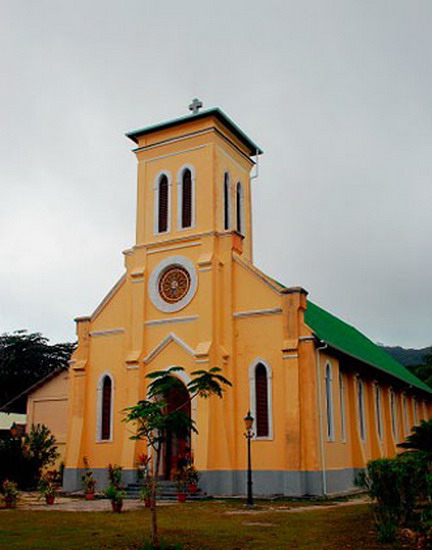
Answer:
85 492 95 501
45 494 55 505
176 492 187 503
111 499 123 513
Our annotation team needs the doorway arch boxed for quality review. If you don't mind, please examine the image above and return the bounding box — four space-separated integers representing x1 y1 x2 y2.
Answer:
162 377 191 479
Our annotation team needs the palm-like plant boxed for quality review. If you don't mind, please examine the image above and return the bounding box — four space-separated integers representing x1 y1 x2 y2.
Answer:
398 419 432 455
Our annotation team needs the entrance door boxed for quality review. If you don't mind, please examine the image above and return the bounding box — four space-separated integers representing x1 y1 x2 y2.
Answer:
163 380 191 479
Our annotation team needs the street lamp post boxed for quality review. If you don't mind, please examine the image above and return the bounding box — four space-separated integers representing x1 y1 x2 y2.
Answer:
243 411 254 507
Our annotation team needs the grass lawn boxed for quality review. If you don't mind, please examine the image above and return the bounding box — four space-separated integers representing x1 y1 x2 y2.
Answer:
0 500 414 550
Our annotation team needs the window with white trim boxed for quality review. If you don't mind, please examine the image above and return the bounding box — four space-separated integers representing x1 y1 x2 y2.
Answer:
358 377 366 441
249 360 273 439
236 182 243 234
375 384 383 441
223 172 230 230
390 389 397 441
325 363 334 440
157 173 169 233
179 167 193 229
98 374 113 441
403 395 409 436
413 399 419 425
339 372 345 441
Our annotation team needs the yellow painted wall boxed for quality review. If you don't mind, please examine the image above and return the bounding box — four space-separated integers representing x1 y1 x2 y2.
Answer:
27 370 69 464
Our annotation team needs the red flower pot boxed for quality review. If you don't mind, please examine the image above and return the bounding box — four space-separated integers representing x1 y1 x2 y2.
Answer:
144 498 153 508
187 484 198 494
85 492 95 501
111 500 123 513
45 495 55 505
177 492 187 503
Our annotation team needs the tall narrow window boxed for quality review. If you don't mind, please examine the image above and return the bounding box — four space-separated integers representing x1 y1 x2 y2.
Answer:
339 372 345 441
181 169 192 228
158 174 169 233
403 395 409 436
390 390 397 440
325 363 334 440
255 363 269 437
236 182 243 234
375 385 382 441
358 378 366 441
101 375 112 441
414 399 419 425
223 172 230 230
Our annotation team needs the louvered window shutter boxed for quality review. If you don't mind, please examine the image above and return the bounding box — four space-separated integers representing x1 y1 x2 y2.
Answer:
181 170 192 228
101 377 112 440
255 364 269 437
158 175 168 232
224 174 230 230
236 182 242 233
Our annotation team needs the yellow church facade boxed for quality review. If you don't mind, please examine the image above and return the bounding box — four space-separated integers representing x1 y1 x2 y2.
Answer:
64 105 432 496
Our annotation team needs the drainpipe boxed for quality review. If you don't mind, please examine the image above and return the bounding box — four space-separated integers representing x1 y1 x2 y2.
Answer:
316 340 328 496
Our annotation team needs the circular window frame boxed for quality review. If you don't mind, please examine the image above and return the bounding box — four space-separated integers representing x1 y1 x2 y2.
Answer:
148 256 198 313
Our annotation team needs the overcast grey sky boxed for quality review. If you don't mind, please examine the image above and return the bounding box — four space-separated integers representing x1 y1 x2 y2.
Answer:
1 0 431 348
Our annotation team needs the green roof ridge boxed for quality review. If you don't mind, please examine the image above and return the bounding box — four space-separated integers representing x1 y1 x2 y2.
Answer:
304 300 431 394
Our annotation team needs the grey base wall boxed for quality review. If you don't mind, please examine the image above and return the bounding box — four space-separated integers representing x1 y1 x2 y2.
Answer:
64 467 362 497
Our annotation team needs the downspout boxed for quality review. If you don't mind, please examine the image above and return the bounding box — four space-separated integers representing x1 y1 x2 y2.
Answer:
316 340 328 496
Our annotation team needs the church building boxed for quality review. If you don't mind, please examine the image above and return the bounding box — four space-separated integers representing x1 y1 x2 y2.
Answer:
64 102 432 496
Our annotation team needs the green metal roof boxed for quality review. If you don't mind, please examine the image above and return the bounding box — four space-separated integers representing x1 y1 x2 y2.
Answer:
126 107 263 156
304 300 431 394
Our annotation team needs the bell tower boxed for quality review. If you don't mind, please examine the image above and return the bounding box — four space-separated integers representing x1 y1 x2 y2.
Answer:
126 100 263 261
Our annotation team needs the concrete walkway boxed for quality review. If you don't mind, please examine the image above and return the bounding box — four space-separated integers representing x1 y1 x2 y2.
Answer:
10 492 369 513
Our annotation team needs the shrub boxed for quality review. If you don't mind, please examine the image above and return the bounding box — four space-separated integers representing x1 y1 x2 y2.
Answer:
0 424 59 489
356 453 429 542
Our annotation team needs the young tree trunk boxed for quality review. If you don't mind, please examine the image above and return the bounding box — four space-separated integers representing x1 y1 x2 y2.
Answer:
150 444 161 549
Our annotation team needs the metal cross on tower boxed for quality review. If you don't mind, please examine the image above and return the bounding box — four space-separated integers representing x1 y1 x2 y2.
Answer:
189 98 203 115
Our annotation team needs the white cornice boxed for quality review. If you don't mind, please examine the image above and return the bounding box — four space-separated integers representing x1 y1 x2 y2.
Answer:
143 332 195 364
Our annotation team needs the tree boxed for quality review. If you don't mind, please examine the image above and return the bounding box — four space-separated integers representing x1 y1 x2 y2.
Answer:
125 366 231 549
0 331 75 411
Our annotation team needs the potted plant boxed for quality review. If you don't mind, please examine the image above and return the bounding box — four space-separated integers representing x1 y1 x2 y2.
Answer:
140 474 155 508
174 468 188 503
186 465 199 493
105 464 126 513
38 474 57 505
1 479 19 509
105 484 126 512
81 457 97 500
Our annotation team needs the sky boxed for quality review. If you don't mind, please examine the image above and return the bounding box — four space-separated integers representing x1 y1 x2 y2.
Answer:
0 0 431 348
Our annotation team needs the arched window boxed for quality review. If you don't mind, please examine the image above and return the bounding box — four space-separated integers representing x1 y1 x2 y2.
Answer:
375 384 382 441
357 377 366 441
180 168 193 229
157 174 169 233
339 372 345 441
402 395 409 436
223 172 230 230
236 182 243 234
249 360 273 439
325 363 334 440
98 374 113 441
390 389 397 441
255 364 269 437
